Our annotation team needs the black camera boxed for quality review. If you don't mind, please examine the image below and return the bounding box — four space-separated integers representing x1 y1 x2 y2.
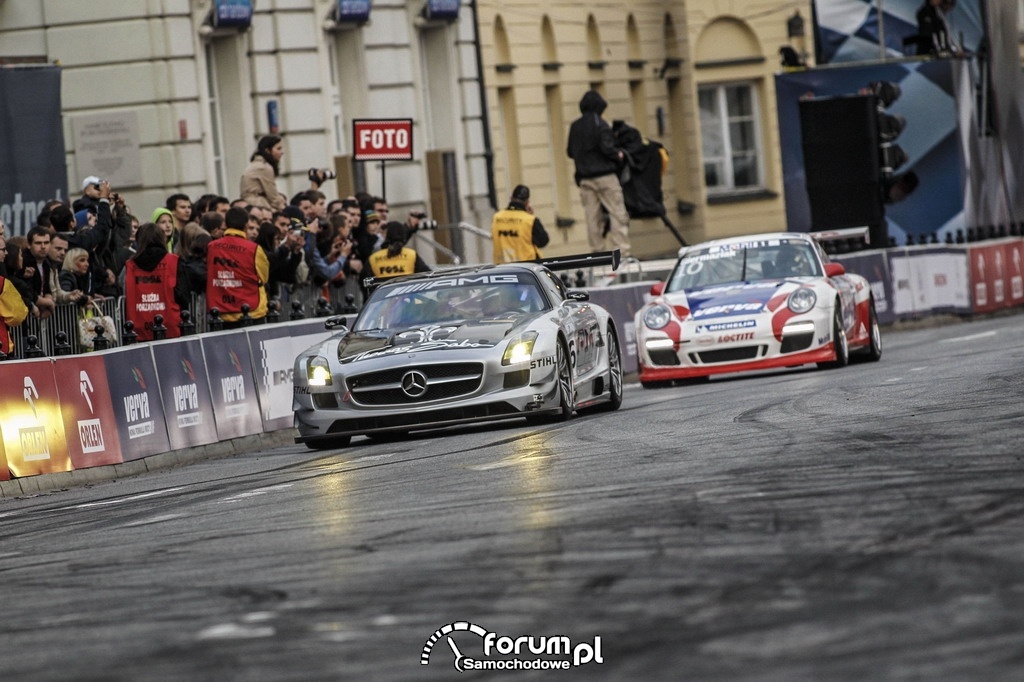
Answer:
309 168 337 183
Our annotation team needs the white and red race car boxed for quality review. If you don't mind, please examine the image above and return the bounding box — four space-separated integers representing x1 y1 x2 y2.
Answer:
635 231 881 386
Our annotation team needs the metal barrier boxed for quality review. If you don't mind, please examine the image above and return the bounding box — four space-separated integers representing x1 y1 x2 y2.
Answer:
5 282 364 360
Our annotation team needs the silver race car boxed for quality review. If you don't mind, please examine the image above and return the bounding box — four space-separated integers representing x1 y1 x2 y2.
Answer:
293 252 624 449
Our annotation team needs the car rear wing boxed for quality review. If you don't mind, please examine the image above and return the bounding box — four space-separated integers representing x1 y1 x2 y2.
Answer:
535 249 621 273
810 226 870 245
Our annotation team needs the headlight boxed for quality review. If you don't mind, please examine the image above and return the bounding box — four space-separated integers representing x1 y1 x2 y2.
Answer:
307 356 333 386
643 304 672 330
502 331 538 365
787 288 817 314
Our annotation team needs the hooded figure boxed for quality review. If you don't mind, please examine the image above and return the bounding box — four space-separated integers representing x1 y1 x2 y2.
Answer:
566 91 622 185
566 90 631 256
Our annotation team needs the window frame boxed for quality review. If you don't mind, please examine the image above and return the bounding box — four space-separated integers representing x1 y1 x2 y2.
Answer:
698 81 765 196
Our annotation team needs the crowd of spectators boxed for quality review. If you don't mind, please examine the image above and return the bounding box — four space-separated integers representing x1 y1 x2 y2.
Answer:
0 143 430 353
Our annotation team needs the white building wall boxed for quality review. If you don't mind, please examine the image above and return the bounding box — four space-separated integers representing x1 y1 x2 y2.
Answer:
0 0 490 247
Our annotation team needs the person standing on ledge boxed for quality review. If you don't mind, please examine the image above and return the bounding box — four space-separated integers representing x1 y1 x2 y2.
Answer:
567 90 631 257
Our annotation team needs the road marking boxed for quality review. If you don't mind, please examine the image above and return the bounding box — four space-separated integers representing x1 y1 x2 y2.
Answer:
219 484 294 503
71 488 184 509
123 513 187 527
938 330 997 343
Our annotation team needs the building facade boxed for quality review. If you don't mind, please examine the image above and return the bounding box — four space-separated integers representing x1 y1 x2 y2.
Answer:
0 0 816 261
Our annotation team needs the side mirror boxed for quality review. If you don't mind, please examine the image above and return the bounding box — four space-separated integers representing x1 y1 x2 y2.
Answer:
650 281 665 296
566 290 590 302
324 315 348 330
824 263 846 277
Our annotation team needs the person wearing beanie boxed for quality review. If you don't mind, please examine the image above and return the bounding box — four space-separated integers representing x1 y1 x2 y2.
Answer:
368 221 430 279
491 184 550 264
74 208 96 231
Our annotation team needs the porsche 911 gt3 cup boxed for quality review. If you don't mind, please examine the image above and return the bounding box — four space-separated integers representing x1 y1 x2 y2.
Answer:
293 252 624 449
635 231 882 386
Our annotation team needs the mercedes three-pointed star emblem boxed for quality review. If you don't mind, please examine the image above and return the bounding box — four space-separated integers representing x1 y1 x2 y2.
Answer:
401 370 429 398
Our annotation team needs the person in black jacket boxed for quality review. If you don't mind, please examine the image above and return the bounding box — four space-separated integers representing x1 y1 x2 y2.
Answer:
567 90 631 257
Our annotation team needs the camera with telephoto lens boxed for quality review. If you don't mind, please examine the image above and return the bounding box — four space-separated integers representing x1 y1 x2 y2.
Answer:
410 211 437 230
308 167 336 183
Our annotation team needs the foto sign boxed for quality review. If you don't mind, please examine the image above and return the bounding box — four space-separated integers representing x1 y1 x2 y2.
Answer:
352 119 413 161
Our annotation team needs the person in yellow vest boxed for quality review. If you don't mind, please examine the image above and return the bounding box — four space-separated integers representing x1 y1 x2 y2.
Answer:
368 222 431 279
0 235 29 356
491 184 550 263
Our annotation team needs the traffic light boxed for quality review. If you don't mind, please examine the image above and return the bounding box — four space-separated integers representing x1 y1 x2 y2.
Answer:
868 81 917 206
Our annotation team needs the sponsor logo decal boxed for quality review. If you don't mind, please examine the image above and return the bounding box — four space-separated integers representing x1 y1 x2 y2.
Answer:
77 371 106 454
530 356 555 369
695 320 757 333
385 274 523 298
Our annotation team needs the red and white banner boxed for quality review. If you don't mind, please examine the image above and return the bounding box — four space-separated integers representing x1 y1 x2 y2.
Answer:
968 238 1024 314
352 119 414 161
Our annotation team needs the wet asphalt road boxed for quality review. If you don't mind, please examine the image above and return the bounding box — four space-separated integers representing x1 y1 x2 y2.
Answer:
0 314 1022 681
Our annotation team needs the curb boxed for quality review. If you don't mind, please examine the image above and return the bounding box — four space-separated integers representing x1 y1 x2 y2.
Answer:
0 428 300 500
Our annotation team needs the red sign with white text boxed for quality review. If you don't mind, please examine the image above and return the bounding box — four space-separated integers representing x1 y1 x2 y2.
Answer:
53 355 124 469
352 119 414 161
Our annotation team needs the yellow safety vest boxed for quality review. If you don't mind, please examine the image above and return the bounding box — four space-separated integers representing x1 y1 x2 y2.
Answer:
369 247 418 278
491 209 541 263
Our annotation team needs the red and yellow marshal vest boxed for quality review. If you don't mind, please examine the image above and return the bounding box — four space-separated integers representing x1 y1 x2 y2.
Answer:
369 247 417 278
125 253 182 341
206 232 264 320
491 209 541 263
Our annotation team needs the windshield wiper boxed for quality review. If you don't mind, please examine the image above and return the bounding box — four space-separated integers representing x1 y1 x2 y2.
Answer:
740 248 748 282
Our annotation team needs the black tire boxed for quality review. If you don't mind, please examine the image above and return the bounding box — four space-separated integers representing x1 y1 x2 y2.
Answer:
552 338 575 421
854 297 882 362
819 306 849 369
304 435 352 450
597 325 623 411
525 339 574 424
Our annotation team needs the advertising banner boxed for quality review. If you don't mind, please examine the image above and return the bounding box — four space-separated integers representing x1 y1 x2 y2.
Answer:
834 250 895 325
152 338 220 450
53 355 124 469
584 283 651 375
0 359 72 477
888 246 971 317
967 238 1024 314
104 345 170 461
247 321 335 432
0 66 67 237
201 333 264 441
